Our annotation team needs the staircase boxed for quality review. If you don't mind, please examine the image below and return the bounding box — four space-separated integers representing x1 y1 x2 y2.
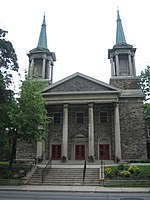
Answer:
27 167 100 186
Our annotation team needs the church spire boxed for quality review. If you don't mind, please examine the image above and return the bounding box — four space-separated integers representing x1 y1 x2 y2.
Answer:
108 10 136 78
116 9 126 44
37 14 48 49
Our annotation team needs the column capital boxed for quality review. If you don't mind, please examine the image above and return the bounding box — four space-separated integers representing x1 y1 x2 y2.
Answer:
63 104 68 109
88 103 93 108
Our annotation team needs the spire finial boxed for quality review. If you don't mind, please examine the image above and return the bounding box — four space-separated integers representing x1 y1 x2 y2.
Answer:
116 9 126 44
37 14 48 49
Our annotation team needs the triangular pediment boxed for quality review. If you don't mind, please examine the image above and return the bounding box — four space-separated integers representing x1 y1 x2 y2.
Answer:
42 72 120 94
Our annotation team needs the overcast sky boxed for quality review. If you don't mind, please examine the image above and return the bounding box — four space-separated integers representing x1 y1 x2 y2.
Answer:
1 0 150 88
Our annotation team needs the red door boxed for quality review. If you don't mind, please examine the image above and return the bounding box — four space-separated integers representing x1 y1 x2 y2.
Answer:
52 144 61 160
99 144 110 160
75 145 85 160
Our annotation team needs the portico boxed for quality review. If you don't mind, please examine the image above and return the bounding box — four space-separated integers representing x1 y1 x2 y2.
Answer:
41 73 122 161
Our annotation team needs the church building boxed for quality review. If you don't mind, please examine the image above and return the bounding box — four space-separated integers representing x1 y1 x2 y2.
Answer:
17 11 148 162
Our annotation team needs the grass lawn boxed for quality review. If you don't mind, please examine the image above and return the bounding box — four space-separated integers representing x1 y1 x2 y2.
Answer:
104 164 150 180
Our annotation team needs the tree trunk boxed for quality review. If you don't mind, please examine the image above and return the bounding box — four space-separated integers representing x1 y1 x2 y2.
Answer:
9 130 17 168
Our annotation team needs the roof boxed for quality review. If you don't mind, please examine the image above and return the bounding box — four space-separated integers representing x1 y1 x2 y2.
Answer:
116 9 126 44
37 15 48 49
42 72 121 94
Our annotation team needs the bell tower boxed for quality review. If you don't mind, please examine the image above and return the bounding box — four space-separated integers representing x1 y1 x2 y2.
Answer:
27 15 56 84
108 10 136 78
108 10 140 90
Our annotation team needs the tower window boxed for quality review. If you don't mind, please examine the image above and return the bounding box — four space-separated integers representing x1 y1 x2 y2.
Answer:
53 112 61 124
100 111 108 123
76 112 85 124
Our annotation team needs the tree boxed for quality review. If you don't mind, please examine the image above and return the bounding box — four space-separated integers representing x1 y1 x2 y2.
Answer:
140 65 150 102
0 29 19 160
8 75 50 166
140 65 150 120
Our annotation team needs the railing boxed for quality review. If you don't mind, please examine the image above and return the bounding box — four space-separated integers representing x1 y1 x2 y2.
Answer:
83 160 86 184
99 160 105 180
41 157 52 183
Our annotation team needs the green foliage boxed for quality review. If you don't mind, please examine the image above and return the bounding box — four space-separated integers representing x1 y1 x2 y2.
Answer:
88 155 95 162
0 29 19 161
104 164 148 180
128 165 140 174
143 103 150 120
104 167 113 178
119 170 130 177
0 29 19 86
18 76 50 142
140 65 150 102
0 162 32 179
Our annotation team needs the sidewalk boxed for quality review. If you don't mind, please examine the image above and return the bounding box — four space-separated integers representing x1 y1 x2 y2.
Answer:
0 185 150 193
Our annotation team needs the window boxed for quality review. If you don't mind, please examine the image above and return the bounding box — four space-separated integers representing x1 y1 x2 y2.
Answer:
76 112 84 124
147 126 150 137
100 111 108 123
53 112 61 124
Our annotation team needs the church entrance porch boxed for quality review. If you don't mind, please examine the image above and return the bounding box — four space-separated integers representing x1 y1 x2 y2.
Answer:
75 144 86 160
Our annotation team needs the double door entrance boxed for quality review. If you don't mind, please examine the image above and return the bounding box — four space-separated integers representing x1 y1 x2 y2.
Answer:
51 144 86 160
99 144 110 160
75 145 85 160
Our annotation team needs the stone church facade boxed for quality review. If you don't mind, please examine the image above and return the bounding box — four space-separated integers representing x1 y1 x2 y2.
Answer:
16 11 148 162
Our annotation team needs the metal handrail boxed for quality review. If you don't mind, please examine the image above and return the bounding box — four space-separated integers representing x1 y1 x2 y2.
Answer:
99 160 105 180
41 157 52 183
83 160 86 184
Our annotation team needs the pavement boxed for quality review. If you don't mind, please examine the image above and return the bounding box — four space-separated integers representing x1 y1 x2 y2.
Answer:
0 185 150 193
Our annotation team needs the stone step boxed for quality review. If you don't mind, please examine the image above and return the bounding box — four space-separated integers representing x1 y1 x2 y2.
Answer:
27 167 100 186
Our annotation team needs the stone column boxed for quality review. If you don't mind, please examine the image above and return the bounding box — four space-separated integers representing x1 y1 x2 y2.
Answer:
36 142 42 158
114 102 121 160
42 58 46 79
110 56 114 77
62 104 68 159
88 103 94 157
115 54 119 76
29 58 34 77
132 55 136 76
42 140 46 159
128 53 133 76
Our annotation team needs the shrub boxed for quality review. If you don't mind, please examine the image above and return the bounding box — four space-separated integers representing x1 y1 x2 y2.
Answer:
119 170 130 177
88 155 94 162
117 164 129 171
105 167 113 178
128 165 140 174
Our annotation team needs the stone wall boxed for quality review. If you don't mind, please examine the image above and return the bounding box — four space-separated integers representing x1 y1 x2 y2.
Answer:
16 139 36 160
110 77 141 89
119 98 147 160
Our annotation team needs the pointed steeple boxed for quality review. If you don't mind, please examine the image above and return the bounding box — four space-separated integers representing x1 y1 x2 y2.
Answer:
37 14 48 49
116 9 126 44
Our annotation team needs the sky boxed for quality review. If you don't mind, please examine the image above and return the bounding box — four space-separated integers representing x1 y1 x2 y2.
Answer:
1 0 150 89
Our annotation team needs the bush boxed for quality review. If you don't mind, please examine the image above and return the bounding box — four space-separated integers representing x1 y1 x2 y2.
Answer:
105 167 113 178
128 165 140 174
119 170 130 177
117 164 129 171
88 155 94 162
